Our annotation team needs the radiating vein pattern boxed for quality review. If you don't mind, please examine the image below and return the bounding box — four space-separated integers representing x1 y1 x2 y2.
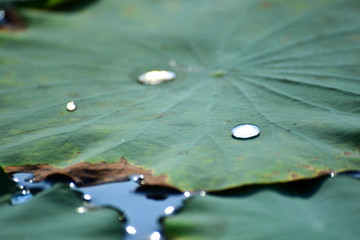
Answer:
0 0 359 190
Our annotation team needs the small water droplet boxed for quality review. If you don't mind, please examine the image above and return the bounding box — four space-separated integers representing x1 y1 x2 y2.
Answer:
164 206 175 215
76 206 87 214
126 226 137 235
12 177 19 183
150 231 161 240
69 182 76 188
231 124 260 139
66 101 77 111
83 194 92 201
200 191 206 197
184 191 191 198
138 70 176 85
330 171 336 178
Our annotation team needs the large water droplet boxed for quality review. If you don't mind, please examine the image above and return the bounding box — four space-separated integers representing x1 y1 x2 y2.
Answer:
66 101 77 111
231 124 260 139
138 70 176 85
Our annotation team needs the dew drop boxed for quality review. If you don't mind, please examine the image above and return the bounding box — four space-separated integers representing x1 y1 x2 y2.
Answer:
138 70 176 85
69 182 76 188
330 171 336 178
150 231 161 240
66 101 77 111
200 191 206 197
231 124 260 140
126 226 137 235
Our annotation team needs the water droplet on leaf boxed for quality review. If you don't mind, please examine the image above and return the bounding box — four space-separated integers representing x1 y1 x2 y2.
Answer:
330 172 336 178
232 124 260 139
138 71 176 85
66 101 77 111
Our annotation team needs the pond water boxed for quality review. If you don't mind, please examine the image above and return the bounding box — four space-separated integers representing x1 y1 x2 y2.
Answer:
11 173 188 240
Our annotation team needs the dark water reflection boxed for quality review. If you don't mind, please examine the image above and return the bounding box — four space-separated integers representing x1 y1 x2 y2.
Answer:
11 173 186 240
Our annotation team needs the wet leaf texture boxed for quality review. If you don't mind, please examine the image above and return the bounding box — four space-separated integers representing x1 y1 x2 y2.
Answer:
0 0 360 190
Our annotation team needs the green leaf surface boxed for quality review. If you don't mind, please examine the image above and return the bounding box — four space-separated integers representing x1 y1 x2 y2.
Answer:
164 176 360 240
0 184 123 240
1 0 360 190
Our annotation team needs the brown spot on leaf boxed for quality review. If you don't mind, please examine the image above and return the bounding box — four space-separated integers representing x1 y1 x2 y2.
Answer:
290 173 299 179
100 102 106 106
316 170 332 177
125 7 134 15
297 164 315 171
261 2 271 9
313 157 319 161
4 157 170 187
344 152 352 156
